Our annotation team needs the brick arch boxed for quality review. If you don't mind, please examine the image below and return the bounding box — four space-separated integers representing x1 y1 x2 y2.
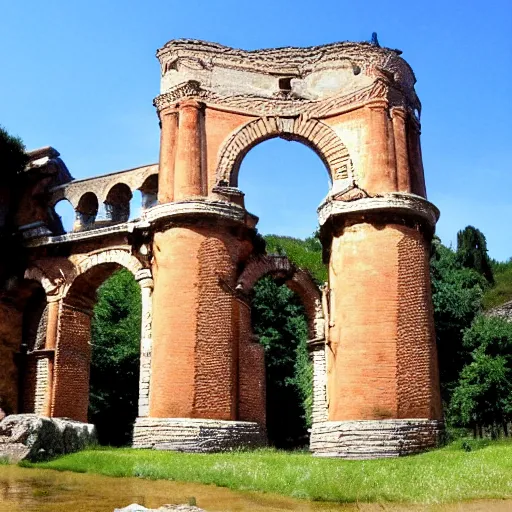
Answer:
216 116 354 187
236 255 323 340
68 248 146 292
52 248 151 423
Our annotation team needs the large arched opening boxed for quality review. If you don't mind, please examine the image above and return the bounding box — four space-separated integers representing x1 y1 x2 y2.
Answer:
50 251 151 446
235 134 329 448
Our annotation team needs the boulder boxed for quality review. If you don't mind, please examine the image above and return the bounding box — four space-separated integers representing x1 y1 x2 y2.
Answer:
0 414 96 463
115 505 206 512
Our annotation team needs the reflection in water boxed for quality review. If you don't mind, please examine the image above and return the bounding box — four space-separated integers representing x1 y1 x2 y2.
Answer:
0 466 511 512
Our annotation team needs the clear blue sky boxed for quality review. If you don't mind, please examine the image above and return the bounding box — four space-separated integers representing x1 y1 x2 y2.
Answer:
1 1 511 260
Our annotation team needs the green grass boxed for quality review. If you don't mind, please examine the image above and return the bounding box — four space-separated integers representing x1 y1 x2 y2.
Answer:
23 439 512 505
264 235 327 284
483 264 512 309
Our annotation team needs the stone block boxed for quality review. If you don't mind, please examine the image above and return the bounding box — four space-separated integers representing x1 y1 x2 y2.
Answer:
0 414 96 463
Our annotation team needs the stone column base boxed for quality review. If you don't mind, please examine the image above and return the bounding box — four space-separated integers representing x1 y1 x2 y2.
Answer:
310 419 443 459
132 418 267 453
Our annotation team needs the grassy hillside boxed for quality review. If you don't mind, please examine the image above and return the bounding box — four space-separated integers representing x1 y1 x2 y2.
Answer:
264 235 327 284
483 260 512 310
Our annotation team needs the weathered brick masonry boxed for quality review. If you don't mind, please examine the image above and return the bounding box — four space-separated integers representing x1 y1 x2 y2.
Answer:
0 38 442 458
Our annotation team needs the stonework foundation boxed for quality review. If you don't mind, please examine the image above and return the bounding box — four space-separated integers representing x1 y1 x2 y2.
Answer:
132 418 266 452
310 419 443 459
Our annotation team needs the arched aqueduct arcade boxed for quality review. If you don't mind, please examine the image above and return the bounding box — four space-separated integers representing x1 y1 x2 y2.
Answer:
0 39 443 458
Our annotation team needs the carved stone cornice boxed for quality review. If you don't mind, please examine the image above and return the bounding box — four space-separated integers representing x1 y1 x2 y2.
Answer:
141 199 250 227
153 78 408 118
317 193 440 229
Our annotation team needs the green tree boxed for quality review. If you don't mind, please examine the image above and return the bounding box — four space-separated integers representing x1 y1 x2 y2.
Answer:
456 226 494 284
449 315 512 437
0 126 28 291
89 269 141 446
430 237 486 402
251 276 311 448
0 126 28 184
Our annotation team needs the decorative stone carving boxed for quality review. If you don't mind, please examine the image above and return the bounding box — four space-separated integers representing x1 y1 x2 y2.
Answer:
155 39 420 115
154 77 392 118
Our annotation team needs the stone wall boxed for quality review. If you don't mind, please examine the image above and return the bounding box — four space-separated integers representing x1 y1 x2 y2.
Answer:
326 221 441 422
487 300 512 320
310 344 328 425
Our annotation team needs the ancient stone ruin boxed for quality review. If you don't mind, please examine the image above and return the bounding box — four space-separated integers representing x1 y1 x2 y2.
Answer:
0 39 443 458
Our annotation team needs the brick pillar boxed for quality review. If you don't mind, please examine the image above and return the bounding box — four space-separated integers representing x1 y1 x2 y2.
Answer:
311 197 443 458
149 223 241 419
51 303 93 422
43 299 59 417
173 100 203 200
158 107 178 204
326 218 441 422
365 102 398 193
237 297 266 425
391 107 411 193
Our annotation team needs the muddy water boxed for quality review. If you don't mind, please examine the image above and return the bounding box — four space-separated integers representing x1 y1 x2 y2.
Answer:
0 466 511 512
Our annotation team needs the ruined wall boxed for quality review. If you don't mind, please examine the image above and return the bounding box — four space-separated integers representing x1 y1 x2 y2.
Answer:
51 304 91 422
0 303 22 414
237 301 266 424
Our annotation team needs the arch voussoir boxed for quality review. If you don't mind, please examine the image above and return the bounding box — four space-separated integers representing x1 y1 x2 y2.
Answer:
216 116 354 187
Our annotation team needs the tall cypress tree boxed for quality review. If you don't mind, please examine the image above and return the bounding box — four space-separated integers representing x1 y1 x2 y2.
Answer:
456 226 494 284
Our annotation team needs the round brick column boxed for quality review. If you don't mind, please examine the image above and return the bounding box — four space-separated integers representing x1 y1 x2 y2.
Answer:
311 194 443 458
148 206 251 420
133 202 266 451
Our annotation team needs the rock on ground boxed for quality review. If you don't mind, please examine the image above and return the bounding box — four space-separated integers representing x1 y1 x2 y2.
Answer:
115 505 206 512
0 414 96 463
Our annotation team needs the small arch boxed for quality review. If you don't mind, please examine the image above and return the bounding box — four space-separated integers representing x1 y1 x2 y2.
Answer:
216 117 353 188
139 174 158 210
54 199 75 233
52 249 150 425
237 255 323 340
104 183 132 223
75 192 99 231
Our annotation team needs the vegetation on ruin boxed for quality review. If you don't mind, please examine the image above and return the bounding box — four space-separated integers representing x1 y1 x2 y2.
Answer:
25 438 512 505
264 234 327 284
